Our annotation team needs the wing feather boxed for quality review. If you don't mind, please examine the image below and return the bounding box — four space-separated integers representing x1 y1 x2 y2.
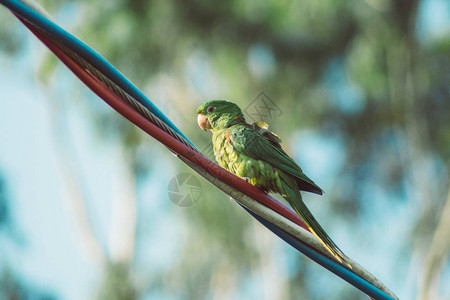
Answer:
229 126 323 194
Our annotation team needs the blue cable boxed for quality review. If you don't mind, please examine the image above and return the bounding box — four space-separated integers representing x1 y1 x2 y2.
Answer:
1 1 395 299
0 0 193 146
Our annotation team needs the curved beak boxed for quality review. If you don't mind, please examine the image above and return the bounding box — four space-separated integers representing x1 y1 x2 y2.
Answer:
197 113 211 131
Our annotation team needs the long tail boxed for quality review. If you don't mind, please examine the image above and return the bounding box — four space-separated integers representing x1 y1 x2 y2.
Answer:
281 179 351 268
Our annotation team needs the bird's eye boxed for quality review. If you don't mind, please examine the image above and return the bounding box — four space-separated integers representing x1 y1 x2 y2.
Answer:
207 106 215 113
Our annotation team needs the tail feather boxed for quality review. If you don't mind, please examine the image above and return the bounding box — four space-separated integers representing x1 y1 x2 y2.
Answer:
281 179 351 268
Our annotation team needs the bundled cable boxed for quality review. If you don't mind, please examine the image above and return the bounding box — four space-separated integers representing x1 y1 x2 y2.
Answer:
1 1 398 299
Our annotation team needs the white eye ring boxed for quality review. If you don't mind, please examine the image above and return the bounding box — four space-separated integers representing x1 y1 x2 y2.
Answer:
207 106 215 113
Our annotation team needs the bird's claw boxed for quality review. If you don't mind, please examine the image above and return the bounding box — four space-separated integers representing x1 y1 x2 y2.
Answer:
241 177 251 183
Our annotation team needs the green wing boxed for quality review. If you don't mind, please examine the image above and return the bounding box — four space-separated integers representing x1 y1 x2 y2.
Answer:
229 126 324 195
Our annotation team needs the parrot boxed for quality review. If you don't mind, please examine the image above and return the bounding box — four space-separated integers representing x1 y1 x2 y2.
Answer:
197 100 349 267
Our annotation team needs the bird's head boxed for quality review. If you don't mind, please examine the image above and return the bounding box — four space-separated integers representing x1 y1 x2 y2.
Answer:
196 100 246 131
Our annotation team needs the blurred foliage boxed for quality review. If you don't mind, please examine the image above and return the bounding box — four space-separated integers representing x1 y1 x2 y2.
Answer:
0 269 56 300
0 9 26 55
95 263 137 300
0 0 449 299
0 173 9 229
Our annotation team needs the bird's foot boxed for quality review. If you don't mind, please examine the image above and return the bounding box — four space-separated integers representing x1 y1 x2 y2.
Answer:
241 177 251 183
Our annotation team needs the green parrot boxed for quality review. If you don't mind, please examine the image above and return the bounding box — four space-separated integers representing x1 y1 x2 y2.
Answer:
197 100 349 266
